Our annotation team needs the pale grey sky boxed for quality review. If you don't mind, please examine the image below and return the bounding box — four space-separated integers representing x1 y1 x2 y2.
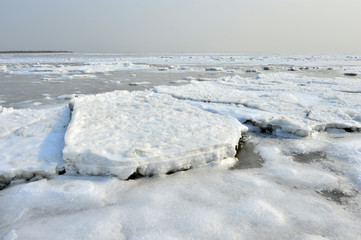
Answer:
1 0 360 54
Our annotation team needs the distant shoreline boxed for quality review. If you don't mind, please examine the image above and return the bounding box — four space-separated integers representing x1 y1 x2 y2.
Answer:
0 51 73 54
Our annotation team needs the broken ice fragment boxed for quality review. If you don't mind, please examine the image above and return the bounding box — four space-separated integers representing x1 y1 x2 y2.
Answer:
63 91 245 179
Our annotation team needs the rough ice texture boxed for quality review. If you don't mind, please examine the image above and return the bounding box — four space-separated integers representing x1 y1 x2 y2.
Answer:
1 54 361 239
1 147 360 239
154 73 361 137
0 106 70 186
63 91 244 179
4 60 149 76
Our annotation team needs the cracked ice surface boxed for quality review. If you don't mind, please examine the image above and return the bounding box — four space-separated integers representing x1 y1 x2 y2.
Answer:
154 73 361 136
1 54 361 239
0 106 70 186
63 91 245 179
1 148 360 239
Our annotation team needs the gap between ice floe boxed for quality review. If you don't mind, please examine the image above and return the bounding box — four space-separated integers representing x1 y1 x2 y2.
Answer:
244 119 361 137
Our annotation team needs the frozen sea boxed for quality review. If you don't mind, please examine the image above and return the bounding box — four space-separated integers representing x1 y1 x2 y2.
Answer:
1 53 361 239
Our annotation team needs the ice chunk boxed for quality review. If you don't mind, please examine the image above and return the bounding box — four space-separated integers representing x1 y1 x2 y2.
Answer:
205 67 223 72
170 79 189 84
63 91 244 179
56 94 82 101
128 81 150 86
0 64 8 73
155 73 361 136
0 106 70 187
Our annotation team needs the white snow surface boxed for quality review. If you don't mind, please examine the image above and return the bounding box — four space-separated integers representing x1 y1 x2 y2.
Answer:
0 106 70 186
63 91 245 179
1 142 360 239
155 73 361 136
1 54 361 239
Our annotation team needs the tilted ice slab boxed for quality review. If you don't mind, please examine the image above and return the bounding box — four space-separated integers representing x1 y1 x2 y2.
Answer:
0 106 70 187
63 91 244 179
155 73 361 136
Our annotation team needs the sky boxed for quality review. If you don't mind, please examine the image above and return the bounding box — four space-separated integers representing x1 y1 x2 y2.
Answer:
1 0 361 54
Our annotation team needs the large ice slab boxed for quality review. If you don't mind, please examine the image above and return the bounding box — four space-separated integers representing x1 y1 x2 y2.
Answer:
0 106 70 188
63 91 244 179
155 73 361 136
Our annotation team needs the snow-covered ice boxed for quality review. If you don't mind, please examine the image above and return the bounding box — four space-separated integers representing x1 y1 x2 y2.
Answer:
1 147 360 239
155 73 361 136
3 59 149 76
63 91 244 179
1 53 361 239
0 106 70 188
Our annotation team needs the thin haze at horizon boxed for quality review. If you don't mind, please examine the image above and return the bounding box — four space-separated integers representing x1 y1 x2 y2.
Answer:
1 0 361 54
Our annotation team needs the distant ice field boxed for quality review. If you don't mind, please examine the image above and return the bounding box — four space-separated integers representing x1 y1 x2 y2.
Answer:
1 53 361 239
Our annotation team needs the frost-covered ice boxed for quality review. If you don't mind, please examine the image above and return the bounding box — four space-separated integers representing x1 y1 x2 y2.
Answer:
0 106 70 187
155 73 361 136
1 53 361 239
63 91 244 179
1 143 360 239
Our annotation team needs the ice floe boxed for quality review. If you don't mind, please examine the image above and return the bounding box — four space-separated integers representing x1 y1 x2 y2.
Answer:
63 91 245 179
0 106 70 188
155 73 361 136
0 65 8 73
